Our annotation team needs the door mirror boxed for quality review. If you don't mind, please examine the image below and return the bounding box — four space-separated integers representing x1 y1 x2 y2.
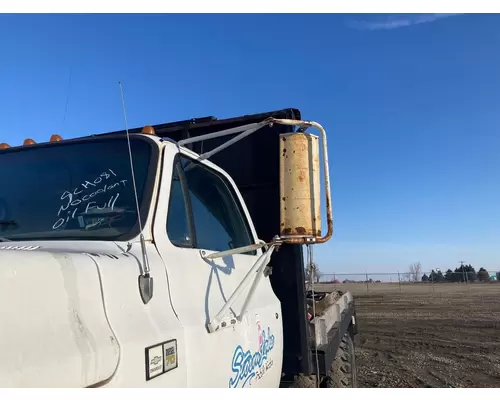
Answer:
279 131 321 239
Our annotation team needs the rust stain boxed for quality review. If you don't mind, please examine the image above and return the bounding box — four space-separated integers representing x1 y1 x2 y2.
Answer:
295 227 307 235
279 129 330 244
298 170 306 183
281 227 318 237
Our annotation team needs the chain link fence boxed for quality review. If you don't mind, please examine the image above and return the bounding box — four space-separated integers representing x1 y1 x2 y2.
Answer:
316 271 500 294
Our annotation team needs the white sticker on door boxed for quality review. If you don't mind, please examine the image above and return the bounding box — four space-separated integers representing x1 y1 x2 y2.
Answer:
146 344 164 380
145 339 178 381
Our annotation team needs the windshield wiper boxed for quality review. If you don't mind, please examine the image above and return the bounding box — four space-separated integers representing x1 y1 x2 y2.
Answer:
0 221 17 242
0 220 18 226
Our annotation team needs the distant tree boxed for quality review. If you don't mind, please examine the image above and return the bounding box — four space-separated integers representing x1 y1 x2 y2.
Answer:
477 267 490 282
466 264 477 282
497 271 500 281
421 274 429 282
454 264 477 282
436 270 445 282
409 262 422 282
305 262 322 283
444 269 454 282
429 269 437 282
455 265 467 282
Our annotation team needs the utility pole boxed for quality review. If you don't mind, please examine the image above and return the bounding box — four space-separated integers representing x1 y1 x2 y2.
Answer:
459 261 466 283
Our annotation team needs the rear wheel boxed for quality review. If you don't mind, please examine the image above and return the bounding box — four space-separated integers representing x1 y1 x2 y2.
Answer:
324 331 357 388
288 374 318 388
288 331 357 388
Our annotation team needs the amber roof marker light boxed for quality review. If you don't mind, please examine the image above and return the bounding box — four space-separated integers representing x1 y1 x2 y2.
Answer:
0 143 10 149
50 134 63 142
142 125 155 135
23 138 36 145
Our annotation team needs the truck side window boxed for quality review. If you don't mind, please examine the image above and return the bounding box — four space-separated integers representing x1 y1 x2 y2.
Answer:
167 155 256 255
166 162 194 247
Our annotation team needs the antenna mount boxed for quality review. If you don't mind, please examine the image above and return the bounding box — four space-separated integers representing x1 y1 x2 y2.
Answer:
119 81 153 305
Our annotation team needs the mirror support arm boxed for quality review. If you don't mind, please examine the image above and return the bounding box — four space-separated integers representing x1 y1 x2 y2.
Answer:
205 238 281 333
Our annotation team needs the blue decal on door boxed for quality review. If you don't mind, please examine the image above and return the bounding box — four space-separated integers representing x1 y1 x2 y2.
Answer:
229 326 275 388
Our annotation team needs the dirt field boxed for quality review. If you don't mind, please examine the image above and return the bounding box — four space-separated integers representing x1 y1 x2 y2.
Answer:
318 283 500 388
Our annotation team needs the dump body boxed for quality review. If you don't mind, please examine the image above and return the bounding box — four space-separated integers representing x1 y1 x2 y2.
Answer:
306 289 357 377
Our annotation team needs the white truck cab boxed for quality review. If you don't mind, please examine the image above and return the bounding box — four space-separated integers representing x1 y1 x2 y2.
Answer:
0 108 357 388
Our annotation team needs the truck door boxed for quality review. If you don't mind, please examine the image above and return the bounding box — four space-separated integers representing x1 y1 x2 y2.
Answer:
153 145 283 388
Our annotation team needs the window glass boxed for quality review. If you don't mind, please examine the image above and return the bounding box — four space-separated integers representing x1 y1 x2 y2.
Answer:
167 155 255 254
0 137 154 241
166 164 193 247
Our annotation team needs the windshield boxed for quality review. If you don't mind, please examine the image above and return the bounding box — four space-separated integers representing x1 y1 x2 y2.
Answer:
0 136 156 241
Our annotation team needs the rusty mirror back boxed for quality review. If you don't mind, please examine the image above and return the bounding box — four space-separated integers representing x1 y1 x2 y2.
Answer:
279 126 332 245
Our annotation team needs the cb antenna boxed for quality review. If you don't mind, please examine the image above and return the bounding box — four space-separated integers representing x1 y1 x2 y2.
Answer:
61 66 73 134
119 81 153 304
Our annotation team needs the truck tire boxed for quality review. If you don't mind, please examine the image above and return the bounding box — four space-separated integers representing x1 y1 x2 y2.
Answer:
324 331 357 388
288 331 357 388
288 374 318 388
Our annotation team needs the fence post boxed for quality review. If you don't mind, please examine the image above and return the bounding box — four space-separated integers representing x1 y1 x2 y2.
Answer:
397 270 402 292
365 271 369 292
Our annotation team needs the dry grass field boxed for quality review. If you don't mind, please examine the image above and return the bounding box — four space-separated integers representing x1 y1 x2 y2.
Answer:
316 282 500 388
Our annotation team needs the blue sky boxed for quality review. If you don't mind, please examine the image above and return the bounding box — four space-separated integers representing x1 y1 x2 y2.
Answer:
1 13 499 274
